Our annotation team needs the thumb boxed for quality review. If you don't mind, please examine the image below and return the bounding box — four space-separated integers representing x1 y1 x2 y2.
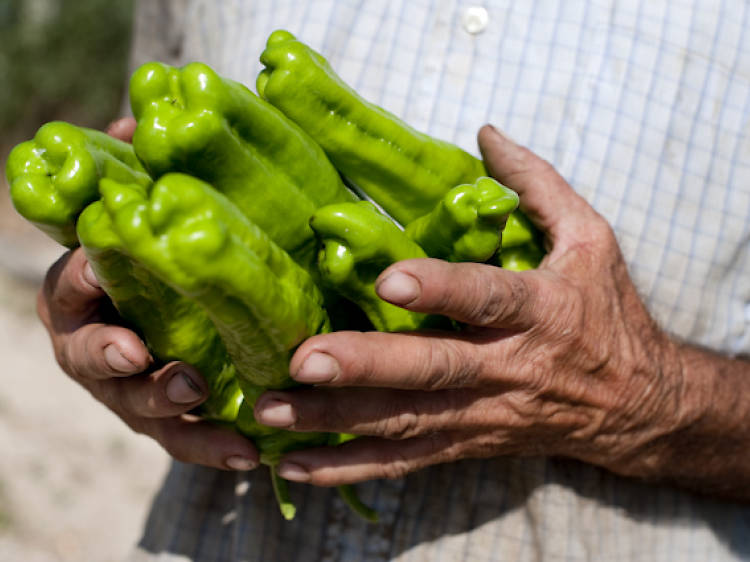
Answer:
478 125 596 242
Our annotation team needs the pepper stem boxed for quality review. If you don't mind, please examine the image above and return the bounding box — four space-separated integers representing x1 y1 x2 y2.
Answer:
336 484 379 523
270 468 297 520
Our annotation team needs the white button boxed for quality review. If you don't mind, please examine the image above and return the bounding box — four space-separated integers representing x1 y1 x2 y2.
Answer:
462 6 489 35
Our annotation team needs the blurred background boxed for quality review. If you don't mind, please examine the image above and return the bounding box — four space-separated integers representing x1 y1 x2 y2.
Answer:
0 1 170 560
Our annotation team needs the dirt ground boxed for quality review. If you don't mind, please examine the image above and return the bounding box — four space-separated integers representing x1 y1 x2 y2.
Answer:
0 186 169 562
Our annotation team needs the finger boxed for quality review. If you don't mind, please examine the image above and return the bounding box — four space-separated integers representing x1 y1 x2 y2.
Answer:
105 117 137 142
289 330 487 390
136 415 259 471
57 322 151 380
276 433 460 486
39 248 105 328
477 125 598 242
255 387 497 438
93 362 207 418
375 258 553 330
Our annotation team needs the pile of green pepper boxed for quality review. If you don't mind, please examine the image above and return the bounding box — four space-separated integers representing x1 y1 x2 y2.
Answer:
5 31 543 522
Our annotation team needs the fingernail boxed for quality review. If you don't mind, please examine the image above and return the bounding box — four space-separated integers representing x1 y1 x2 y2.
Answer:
277 461 310 482
83 263 100 289
375 271 420 305
166 371 204 404
256 398 296 427
294 352 340 384
486 123 513 141
226 456 257 471
104 344 139 373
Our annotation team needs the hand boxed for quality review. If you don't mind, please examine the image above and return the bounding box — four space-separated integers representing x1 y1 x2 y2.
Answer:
253 125 689 486
36 117 258 471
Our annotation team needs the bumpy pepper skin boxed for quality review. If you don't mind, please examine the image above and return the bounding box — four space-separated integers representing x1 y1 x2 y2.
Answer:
5 121 151 247
311 201 444 332
129 61 356 270
405 176 519 262
95 173 329 389
93 174 341 519
257 31 541 264
77 194 242 422
258 31 486 227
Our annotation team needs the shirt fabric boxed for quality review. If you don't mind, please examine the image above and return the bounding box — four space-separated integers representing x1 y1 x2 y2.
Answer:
127 0 750 560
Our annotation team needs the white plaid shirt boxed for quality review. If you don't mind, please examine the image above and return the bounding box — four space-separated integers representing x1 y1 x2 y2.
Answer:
128 1 750 560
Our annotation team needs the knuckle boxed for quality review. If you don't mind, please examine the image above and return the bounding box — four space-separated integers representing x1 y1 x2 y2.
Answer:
153 423 191 463
36 288 50 326
425 431 457 462
98 378 129 414
379 406 421 440
418 340 476 389
123 413 150 437
160 441 187 463
317 398 350 431
471 272 529 327
55 340 79 379
572 215 618 258
379 451 413 480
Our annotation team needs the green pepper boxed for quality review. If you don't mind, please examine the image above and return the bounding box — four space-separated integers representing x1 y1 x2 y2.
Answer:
257 30 539 269
5 121 151 247
129 61 357 272
257 31 484 227
495 213 546 272
404 176 519 262
501 211 537 249
311 200 442 332
77 193 242 422
92 173 374 521
5 120 240 420
498 241 546 272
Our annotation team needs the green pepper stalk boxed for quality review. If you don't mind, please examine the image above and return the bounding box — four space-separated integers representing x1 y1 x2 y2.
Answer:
129 61 357 272
5 121 151 247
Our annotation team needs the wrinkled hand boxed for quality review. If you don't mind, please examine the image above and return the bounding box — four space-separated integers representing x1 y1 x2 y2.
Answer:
254 125 687 486
36 117 258 471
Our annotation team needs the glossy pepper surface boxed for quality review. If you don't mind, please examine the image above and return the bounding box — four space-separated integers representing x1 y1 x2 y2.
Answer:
257 30 486 227
257 30 539 271
77 185 242 422
405 176 519 262
5 121 151 247
6 121 241 420
89 173 371 520
311 201 440 332
129 61 356 271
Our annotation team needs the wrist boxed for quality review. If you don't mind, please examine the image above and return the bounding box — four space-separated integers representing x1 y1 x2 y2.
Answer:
617 340 750 499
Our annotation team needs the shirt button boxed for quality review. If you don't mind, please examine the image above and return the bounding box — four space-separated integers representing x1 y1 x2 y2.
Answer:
462 6 489 35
